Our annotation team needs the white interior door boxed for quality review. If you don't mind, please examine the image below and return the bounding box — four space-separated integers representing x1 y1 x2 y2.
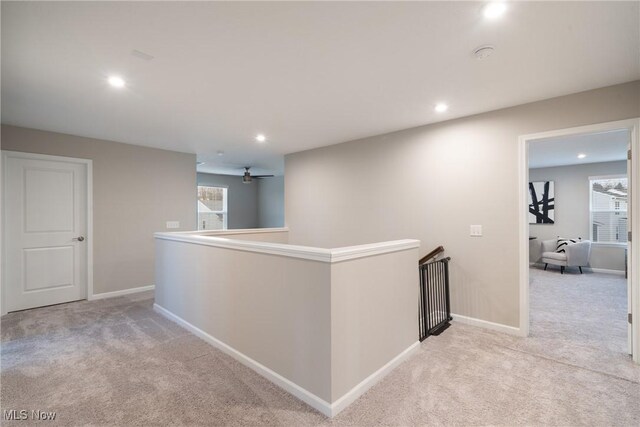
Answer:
3 151 89 312
628 142 633 355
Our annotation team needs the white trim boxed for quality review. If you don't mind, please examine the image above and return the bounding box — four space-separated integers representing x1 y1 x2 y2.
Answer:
177 227 289 236
591 242 628 248
588 174 628 244
589 268 626 276
531 263 625 276
153 303 332 416
196 181 229 189
451 313 524 336
588 174 627 181
197 185 228 230
519 120 640 142
86 159 94 303
518 129 530 337
330 240 420 262
89 285 155 301
519 118 640 363
154 303 418 417
1 151 94 316
629 119 640 363
154 231 419 263
329 341 419 416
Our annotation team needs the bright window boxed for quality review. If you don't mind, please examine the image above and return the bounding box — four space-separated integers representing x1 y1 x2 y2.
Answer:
589 175 628 244
198 186 228 230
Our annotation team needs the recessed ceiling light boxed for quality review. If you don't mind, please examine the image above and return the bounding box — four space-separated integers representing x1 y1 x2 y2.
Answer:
483 2 507 19
197 161 205 166
255 134 266 142
217 150 225 156
577 153 587 159
108 76 125 88
435 103 449 113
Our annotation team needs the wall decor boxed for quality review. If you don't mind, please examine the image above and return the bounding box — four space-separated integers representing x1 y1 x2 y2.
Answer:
528 181 555 224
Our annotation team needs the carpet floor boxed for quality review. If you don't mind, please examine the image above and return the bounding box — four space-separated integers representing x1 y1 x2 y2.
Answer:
1 278 639 426
526 266 637 382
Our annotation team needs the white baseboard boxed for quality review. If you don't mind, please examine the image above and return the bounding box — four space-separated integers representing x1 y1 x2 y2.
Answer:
153 303 418 417
154 303 333 415
330 341 419 416
89 285 155 301
451 313 523 337
589 268 626 276
530 263 625 276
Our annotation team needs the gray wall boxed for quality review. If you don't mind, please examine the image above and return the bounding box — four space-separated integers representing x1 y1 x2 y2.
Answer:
529 160 627 271
197 173 259 229
285 80 640 328
1 125 197 294
197 173 285 229
258 176 285 228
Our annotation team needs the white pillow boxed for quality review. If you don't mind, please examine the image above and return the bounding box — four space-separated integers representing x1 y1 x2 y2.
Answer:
556 237 581 253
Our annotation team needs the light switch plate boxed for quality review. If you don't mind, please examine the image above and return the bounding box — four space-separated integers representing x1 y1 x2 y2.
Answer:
470 225 482 237
166 221 180 229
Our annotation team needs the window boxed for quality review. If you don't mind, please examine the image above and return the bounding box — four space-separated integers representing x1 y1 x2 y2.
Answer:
589 175 628 244
198 186 228 230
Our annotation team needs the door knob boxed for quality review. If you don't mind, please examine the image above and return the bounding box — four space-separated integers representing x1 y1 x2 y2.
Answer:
73 236 85 242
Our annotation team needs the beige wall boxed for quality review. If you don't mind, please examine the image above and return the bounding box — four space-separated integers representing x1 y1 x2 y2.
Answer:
155 237 333 401
1 125 196 294
285 81 640 328
154 232 419 409
529 160 627 271
330 250 418 400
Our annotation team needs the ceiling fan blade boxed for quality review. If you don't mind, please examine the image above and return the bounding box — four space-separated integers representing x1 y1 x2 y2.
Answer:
252 175 275 178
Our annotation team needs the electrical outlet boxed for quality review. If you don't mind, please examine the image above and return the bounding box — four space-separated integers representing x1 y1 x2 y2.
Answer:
166 221 180 229
470 225 482 237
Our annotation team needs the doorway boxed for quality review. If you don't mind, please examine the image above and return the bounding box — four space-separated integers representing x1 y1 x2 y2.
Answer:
2 151 93 313
518 119 640 365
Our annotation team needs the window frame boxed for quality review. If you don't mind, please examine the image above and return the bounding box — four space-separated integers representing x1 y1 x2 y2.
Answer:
197 185 228 230
588 174 628 247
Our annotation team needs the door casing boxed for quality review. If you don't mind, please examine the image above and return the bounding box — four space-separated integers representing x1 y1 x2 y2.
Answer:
518 118 640 364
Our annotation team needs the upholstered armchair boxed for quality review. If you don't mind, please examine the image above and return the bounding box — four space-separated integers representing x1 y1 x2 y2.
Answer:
541 239 592 274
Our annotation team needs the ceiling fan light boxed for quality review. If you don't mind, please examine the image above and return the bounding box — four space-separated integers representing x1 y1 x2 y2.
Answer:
243 172 252 184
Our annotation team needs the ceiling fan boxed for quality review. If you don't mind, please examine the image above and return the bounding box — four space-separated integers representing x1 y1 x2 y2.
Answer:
242 167 273 184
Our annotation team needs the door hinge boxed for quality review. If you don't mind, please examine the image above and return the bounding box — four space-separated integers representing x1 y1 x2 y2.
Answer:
628 149 632 160
629 231 632 242
629 313 632 324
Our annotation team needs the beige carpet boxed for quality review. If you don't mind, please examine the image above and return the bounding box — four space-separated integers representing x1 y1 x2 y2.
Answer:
2 283 639 426
523 266 637 382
